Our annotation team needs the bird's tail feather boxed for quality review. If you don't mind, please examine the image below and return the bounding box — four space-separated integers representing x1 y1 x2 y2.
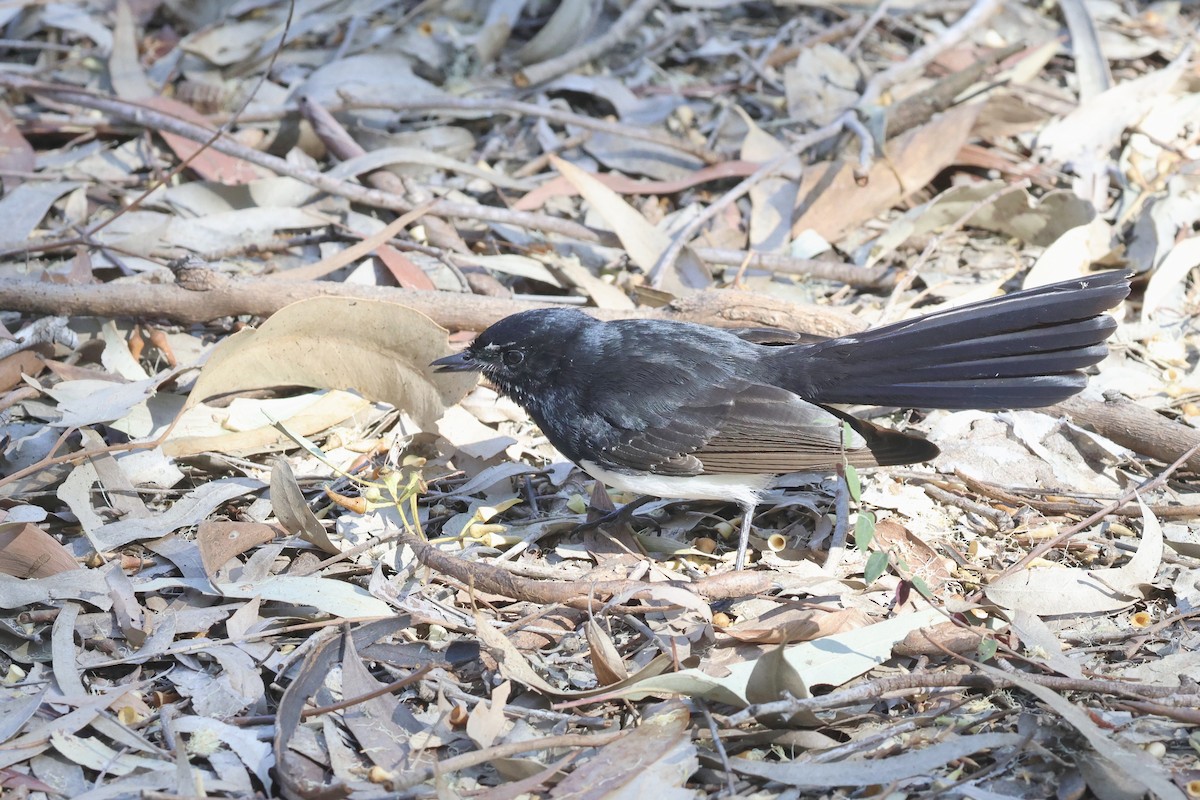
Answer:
779 271 1130 409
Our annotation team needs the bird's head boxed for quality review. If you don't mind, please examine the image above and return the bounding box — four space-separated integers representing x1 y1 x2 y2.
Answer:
430 308 592 400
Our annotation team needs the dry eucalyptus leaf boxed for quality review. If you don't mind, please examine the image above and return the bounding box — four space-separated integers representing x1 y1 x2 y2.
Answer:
269 458 339 555
585 619 630 686
186 299 476 429
792 104 981 243
550 155 711 291
984 500 1163 615
196 521 278 580
549 702 696 799
0 522 79 578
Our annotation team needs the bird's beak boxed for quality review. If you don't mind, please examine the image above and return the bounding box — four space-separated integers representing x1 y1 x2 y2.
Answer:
430 351 479 373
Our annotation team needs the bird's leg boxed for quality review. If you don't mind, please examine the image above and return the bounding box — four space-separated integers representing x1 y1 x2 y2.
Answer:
734 502 757 570
574 495 657 534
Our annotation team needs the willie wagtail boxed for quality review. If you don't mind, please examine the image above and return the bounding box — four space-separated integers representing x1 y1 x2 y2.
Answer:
432 271 1130 569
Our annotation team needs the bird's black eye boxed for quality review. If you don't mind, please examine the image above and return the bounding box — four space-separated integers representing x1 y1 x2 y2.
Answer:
503 349 524 367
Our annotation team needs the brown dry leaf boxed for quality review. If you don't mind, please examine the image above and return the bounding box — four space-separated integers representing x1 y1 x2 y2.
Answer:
0 103 34 179
870 519 951 594
549 702 696 799
792 103 981 243
375 246 438 290
137 96 264 184
268 458 339 555
196 521 278 580
0 522 80 578
466 680 510 749
0 350 43 392
585 619 630 685
186 299 475 429
722 605 870 645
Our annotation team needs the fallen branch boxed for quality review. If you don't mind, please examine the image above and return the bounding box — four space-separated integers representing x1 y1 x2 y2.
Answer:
1050 393 1200 474
0 274 866 335
397 520 779 606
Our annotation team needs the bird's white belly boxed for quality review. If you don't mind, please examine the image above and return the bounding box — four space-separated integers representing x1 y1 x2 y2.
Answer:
578 460 771 508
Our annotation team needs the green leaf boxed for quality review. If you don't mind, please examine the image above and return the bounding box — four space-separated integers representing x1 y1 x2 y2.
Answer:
911 575 933 599
977 637 998 662
844 463 861 502
864 549 890 584
853 511 875 551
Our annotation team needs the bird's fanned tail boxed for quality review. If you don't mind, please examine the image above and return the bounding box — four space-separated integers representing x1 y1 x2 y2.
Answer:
779 271 1131 410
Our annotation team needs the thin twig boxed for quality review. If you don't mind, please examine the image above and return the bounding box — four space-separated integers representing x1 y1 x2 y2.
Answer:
1000 441 1200 576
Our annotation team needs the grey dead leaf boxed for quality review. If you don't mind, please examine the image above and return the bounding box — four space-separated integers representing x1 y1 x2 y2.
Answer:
984 500 1162 616
272 621 411 795
185 298 474 430
1023 218 1116 288
737 107 801 254
176 573 391 618
1142 236 1200 323
1076 751 1148 800
0 181 82 248
549 702 696 800
268 458 339 555
38 376 159 431
515 0 594 63
298 53 445 120
783 44 860 127
51 602 85 698
456 253 564 287
550 155 711 291
617 607 942 705
585 619 630 686
0 522 79 578
863 181 1095 268
49 730 166 775
972 660 1185 800
551 259 636 310
174 644 264 719
339 629 420 771
328 146 535 192
165 207 327 252
1037 46 1190 169
732 732 1027 788
473 612 561 695
744 642 821 728
90 477 263 552
0 687 47 746
1010 610 1084 680
165 389 373 459
105 566 148 647
0 564 114 611
172 716 274 795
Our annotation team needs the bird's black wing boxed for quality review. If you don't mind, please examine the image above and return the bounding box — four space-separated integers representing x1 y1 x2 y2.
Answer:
590 381 933 477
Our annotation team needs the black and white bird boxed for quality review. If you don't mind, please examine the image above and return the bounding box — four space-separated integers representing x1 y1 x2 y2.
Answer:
433 271 1130 569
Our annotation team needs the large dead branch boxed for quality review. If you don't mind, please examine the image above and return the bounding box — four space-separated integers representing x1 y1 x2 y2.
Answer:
0 274 866 335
